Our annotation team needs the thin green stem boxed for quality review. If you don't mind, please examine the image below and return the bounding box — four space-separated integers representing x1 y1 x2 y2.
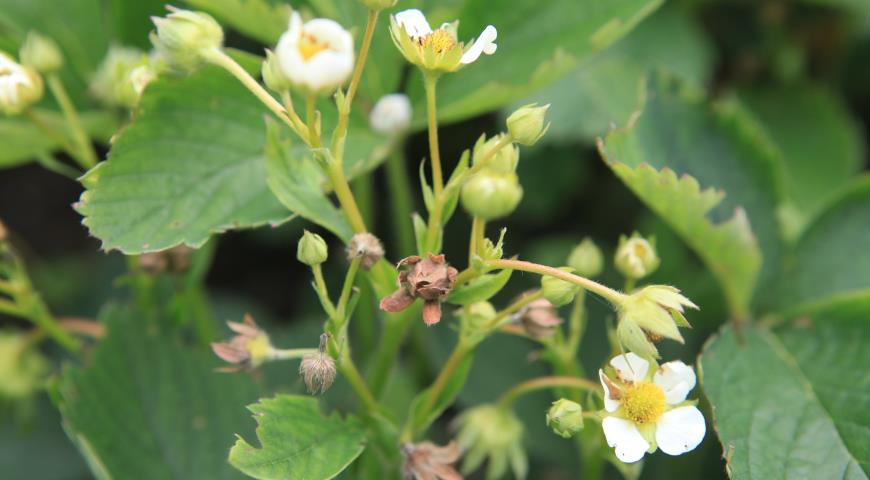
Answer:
483 289 545 332
485 258 625 305
35 152 80 179
469 217 486 266
424 74 443 197
367 307 417 396
411 341 471 438
327 161 368 233
567 290 586 354
269 348 317 360
24 110 78 162
205 49 308 140
312 264 337 317
496 376 598 408
452 267 476 287
331 9 379 163
305 94 319 147
46 74 97 168
624 277 636 293
336 257 362 324
385 149 415 257
340 353 380 413
0 298 24 316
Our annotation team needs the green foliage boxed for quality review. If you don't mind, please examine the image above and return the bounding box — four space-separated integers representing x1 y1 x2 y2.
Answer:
228 395 366 480
599 74 783 313
185 0 290 45
407 352 475 435
55 303 259 480
447 268 513 306
76 66 291 253
410 0 665 125
740 84 865 221
772 177 870 315
521 5 714 143
700 307 869 479
0 110 117 168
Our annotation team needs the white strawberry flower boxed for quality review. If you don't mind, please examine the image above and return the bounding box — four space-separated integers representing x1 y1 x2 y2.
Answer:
390 9 497 73
0 51 43 115
274 12 354 95
598 352 706 463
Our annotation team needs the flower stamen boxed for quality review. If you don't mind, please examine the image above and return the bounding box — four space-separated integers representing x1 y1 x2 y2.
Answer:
298 33 330 60
419 29 457 53
621 381 666 425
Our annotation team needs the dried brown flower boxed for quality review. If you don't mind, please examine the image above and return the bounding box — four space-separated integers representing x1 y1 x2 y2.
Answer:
299 333 337 394
401 441 463 480
347 233 384 269
517 297 563 339
380 253 459 326
211 314 272 371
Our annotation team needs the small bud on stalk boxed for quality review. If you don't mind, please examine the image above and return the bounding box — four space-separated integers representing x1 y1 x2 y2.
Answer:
506 103 550 146
567 237 604 278
19 32 63 74
297 230 328 266
369 93 411 135
380 254 458 326
547 399 584 438
472 133 519 173
0 52 43 115
516 297 562 339
150 7 223 72
90 46 150 108
614 233 659 281
299 333 337 394
460 170 523 220
211 314 274 371
347 232 384 269
540 267 581 307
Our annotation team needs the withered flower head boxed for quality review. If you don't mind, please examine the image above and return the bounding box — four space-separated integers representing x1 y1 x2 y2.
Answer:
401 441 463 480
137 244 194 274
347 233 385 269
299 333 337 394
211 314 273 371
379 253 459 326
516 297 563 339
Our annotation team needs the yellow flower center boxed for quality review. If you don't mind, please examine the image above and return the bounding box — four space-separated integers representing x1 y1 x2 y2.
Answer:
419 29 457 53
298 33 329 61
622 381 666 425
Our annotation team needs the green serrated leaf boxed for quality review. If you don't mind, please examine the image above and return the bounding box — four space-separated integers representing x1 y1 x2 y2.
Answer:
448 268 513 306
598 74 783 318
264 119 354 241
411 0 663 125
76 66 292 254
699 309 869 479
185 0 291 45
56 303 258 480
229 395 366 480
772 176 870 316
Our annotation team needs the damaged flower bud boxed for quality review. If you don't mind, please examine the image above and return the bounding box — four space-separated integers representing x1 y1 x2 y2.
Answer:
379 253 459 326
516 297 563 339
211 314 274 371
347 232 384 269
401 441 463 480
299 333 337 394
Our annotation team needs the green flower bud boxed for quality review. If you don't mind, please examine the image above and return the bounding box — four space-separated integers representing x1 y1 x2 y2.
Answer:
261 49 291 92
460 301 496 344
540 267 580 307
615 233 659 281
546 399 584 438
150 7 223 72
90 46 149 109
567 237 604 278
19 32 63 73
0 52 43 115
297 230 328 266
506 103 550 146
616 285 697 358
472 133 519 173
0 331 48 400
455 405 527 480
360 0 397 10
460 170 523 220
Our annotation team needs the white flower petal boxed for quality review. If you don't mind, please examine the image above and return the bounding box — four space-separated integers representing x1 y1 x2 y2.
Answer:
602 417 649 463
610 352 649 383
655 406 706 456
460 25 497 64
287 11 302 37
395 9 431 39
654 361 697 404
301 49 353 91
304 18 354 53
369 93 412 134
598 369 621 413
